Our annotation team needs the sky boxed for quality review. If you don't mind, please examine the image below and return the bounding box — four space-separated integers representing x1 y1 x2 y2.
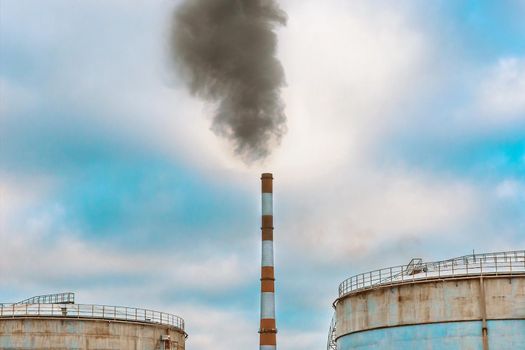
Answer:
1 0 525 349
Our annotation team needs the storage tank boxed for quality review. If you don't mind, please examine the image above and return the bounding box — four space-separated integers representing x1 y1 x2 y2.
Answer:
0 293 186 350
329 250 525 350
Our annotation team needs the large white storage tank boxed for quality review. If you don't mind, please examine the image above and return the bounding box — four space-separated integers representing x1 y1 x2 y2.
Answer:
0 293 186 350
330 250 525 350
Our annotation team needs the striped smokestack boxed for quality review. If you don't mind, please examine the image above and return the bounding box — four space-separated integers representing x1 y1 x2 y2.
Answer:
260 173 277 350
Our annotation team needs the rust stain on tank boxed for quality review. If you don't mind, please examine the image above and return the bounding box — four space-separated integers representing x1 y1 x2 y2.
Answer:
337 275 525 336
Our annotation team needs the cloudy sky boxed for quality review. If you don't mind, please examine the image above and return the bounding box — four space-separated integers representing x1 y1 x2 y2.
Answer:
1 0 525 349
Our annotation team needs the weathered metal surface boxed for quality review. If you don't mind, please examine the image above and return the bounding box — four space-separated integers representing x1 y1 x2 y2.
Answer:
335 275 525 349
337 320 525 350
337 276 525 336
487 320 525 348
338 321 482 349
0 317 186 350
0 304 185 332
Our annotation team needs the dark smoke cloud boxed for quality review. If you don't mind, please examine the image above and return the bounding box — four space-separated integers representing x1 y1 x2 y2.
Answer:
171 0 287 162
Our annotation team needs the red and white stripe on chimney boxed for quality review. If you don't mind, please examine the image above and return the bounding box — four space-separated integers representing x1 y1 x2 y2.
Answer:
260 173 277 350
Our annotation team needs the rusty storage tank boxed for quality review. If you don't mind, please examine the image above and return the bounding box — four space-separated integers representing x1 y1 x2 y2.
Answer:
328 250 525 350
0 293 186 350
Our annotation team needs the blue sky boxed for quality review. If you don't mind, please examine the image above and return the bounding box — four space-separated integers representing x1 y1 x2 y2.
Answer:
1 1 525 349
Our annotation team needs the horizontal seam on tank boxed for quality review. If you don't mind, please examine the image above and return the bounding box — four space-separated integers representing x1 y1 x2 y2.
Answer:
0 316 187 335
334 317 525 341
333 273 525 306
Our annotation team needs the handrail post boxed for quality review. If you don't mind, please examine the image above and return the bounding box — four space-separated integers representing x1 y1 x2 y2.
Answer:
481 259 483 275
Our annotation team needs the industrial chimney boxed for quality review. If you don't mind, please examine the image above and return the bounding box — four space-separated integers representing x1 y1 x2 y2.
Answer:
260 173 277 350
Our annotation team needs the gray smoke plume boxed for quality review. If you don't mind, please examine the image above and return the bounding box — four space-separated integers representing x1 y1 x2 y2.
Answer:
171 0 287 162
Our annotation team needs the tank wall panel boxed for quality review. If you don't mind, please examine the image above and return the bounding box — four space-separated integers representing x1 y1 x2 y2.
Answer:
337 320 525 350
338 321 483 350
336 276 525 337
0 318 185 350
485 278 525 318
487 320 525 349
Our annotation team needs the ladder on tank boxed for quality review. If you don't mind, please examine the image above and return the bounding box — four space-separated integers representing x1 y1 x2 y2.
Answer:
327 312 337 350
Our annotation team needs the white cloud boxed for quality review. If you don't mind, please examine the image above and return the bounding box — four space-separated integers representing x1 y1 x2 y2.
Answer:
16 0 432 178
260 0 430 178
476 57 525 121
0 0 436 180
170 304 327 350
173 305 256 350
0 79 39 117
0 229 253 293
0 174 59 238
495 179 525 200
280 329 327 350
0 174 255 293
279 168 479 263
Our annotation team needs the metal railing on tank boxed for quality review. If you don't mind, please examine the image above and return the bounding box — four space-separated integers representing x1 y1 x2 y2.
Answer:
0 292 75 308
0 303 185 331
16 292 75 305
338 250 525 298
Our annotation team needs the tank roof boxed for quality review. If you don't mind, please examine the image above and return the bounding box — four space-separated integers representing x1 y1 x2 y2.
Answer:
338 250 525 298
0 293 185 333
